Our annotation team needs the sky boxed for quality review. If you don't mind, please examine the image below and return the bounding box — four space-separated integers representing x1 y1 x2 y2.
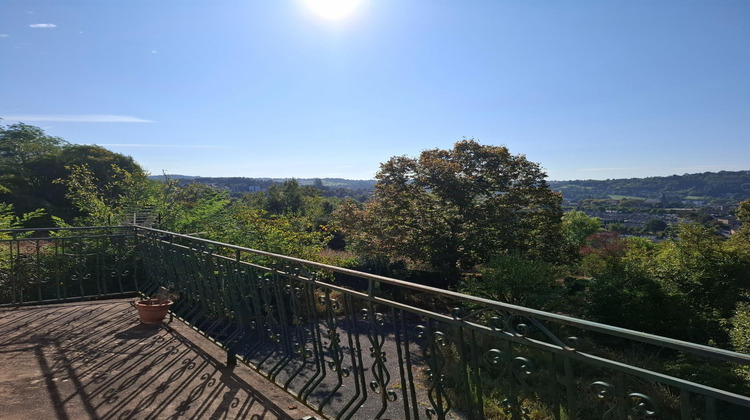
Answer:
1 0 748 181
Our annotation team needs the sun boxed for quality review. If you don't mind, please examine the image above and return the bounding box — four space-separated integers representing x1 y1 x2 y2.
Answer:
303 0 362 20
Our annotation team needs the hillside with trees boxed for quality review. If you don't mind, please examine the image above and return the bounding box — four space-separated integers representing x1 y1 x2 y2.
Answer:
549 171 750 206
149 175 375 201
153 170 750 209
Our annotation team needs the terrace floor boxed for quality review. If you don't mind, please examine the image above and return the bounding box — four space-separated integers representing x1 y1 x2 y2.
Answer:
0 299 318 420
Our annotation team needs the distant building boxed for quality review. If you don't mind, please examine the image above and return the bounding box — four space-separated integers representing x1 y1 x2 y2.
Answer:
717 216 741 235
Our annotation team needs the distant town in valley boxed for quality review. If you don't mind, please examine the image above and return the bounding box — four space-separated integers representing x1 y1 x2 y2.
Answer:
152 169 750 239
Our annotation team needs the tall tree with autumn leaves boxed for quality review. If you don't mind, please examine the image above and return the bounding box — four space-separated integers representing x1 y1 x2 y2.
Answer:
336 139 566 281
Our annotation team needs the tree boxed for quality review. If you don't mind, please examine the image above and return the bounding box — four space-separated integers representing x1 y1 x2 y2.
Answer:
737 198 750 225
336 139 565 280
0 123 66 169
55 163 152 226
460 253 563 310
562 210 602 249
0 203 46 237
266 179 305 215
616 223 750 343
727 199 750 260
28 144 146 221
154 179 230 234
0 123 67 214
644 218 668 233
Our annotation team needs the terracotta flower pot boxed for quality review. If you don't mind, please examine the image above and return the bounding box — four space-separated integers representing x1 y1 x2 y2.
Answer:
132 299 173 324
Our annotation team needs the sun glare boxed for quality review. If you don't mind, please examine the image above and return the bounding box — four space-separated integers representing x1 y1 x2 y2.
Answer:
304 0 361 20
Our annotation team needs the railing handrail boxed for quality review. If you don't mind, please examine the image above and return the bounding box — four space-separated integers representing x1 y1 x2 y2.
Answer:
4 225 749 366
0 226 132 234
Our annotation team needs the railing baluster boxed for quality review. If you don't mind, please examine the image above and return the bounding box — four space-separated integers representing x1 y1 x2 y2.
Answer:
549 352 561 420
36 239 42 302
564 354 577 419
680 388 691 420
54 237 61 301
707 396 717 420
336 294 364 420
9 239 16 304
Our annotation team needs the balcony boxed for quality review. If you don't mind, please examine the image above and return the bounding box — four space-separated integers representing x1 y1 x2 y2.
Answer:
0 299 316 419
2 226 749 419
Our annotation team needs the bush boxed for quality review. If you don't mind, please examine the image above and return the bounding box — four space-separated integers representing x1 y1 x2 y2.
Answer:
460 254 564 311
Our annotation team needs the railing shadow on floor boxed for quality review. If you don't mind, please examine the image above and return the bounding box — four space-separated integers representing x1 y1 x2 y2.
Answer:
0 301 306 420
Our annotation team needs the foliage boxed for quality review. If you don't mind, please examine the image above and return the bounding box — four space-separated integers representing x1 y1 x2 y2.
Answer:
216 205 332 261
0 123 67 215
737 198 750 224
0 203 46 239
562 210 601 249
0 123 66 170
643 218 668 232
586 267 688 338
150 177 335 263
150 175 375 200
585 223 750 344
336 139 565 281
0 124 147 223
155 178 231 234
460 254 564 310
650 224 749 323
729 302 750 355
54 163 152 226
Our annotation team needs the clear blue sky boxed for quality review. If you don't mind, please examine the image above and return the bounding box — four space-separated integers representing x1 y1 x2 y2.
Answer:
1 0 748 180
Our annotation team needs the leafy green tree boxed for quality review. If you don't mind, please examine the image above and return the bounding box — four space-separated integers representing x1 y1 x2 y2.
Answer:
0 124 147 224
0 123 66 169
0 123 67 214
586 223 750 343
737 198 750 224
264 179 322 215
652 224 748 322
729 303 750 356
336 139 565 281
586 266 687 338
0 203 46 238
154 179 231 234
460 254 563 310
55 164 152 226
28 144 146 221
215 205 331 261
644 219 668 233
562 210 601 249
727 199 750 262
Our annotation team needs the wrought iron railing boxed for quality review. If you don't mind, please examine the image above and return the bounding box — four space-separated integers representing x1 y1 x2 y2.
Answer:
0 226 138 306
2 226 750 419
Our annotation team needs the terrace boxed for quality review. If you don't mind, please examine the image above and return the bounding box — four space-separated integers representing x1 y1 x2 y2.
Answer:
1 226 749 419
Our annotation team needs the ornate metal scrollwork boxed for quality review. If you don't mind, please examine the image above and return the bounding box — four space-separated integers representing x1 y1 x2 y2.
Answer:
319 294 348 380
590 381 658 417
489 311 582 352
363 307 395 414
484 348 535 417
416 324 452 419
628 392 657 416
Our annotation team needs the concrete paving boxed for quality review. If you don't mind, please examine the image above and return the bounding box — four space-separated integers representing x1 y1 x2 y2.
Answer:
0 299 319 420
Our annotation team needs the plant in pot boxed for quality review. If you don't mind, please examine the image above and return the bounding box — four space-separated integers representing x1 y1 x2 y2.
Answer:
132 286 178 325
